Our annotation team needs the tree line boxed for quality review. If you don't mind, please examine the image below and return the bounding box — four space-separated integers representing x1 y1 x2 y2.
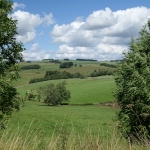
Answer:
20 64 41 70
100 63 117 68
90 69 114 77
76 58 97 61
29 70 85 84
59 62 73 68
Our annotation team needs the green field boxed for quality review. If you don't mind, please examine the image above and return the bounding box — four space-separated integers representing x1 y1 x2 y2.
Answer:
17 76 115 104
13 60 116 87
1 60 121 149
8 101 117 139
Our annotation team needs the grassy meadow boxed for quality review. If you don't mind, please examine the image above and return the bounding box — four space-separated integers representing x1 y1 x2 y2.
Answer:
13 60 116 87
3 60 149 149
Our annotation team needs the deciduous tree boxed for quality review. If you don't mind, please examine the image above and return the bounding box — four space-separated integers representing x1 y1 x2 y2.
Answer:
0 0 25 118
40 81 70 105
114 20 150 141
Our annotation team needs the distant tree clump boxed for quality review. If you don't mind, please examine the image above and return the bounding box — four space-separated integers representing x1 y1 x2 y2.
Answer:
21 64 41 70
49 59 61 64
64 58 69 61
59 62 73 68
100 63 117 68
76 59 97 61
26 61 31 63
29 70 85 84
90 69 114 77
114 20 150 142
40 81 71 105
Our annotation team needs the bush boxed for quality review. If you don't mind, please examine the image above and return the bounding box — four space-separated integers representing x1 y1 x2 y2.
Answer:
100 63 117 68
29 71 85 84
59 62 73 68
25 90 37 101
90 69 114 77
40 81 71 105
114 20 150 142
21 64 41 70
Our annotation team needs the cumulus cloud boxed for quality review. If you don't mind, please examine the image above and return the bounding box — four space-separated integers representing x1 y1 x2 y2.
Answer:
22 43 51 60
42 13 55 26
50 7 150 60
12 10 55 43
13 2 26 10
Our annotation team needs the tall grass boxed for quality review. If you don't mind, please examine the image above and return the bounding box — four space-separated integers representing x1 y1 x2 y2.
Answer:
0 121 150 150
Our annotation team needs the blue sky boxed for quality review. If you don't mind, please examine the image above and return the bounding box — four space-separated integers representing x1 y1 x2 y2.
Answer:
12 0 150 60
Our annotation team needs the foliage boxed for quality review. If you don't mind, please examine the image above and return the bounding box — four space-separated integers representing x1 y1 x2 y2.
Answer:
114 20 150 141
90 69 114 77
100 63 117 68
25 90 37 101
0 0 25 118
26 61 31 63
40 81 71 105
73 72 85 78
76 58 97 61
29 70 85 84
21 64 41 70
64 58 69 61
49 59 61 64
59 62 73 68
0 79 19 116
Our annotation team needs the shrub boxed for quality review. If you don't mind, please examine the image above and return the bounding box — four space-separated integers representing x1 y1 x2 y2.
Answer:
59 62 73 68
114 20 150 142
21 64 41 70
40 81 71 105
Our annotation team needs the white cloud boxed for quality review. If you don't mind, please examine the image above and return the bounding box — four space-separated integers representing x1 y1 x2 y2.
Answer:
12 10 55 43
42 13 55 26
22 43 51 60
50 6 150 60
30 43 40 51
83 7 116 30
13 2 26 10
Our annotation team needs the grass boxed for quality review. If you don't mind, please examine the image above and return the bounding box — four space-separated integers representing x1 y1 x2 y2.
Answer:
3 60 148 149
1 100 118 149
13 60 116 87
8 101 117 136
17 76 115 104
1 115 150 149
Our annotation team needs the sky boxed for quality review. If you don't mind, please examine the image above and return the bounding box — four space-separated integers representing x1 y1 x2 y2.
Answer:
12 0 150 61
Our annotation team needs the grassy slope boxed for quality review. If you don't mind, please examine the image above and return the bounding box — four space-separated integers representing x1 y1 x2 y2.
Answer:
17 76 115 104
6 60 119 148
8 101 117 141
13 60 116 87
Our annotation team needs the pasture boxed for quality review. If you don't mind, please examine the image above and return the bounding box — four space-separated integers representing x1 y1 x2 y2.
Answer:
13 60 116 86
2 60 123 149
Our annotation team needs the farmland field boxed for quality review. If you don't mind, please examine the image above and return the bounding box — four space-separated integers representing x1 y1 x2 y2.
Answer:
1 60 121 149
13 60 116 86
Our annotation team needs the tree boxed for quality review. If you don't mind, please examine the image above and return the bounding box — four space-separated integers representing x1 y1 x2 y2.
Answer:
0 0 25 118
114 20 150 142
41 81 71 105
59 62 73 68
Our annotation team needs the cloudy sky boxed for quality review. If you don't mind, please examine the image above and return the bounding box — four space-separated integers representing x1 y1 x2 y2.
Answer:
13 0 150 61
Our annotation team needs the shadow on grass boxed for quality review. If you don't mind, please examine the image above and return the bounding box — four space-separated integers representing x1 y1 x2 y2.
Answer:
37 103 94 107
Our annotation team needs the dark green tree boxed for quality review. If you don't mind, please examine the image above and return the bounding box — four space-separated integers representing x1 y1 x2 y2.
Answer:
0 0 25 118
42 81 70 105
114 20 150 141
